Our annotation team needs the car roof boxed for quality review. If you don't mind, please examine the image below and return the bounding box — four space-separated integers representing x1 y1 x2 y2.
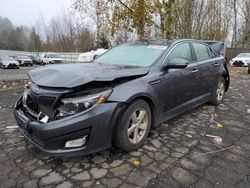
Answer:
124 39 217 46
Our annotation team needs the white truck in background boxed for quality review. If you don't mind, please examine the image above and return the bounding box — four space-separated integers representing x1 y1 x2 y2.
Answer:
40 53 63 64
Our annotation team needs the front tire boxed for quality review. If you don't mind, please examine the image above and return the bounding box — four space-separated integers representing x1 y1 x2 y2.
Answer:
210 77 226 105
114 99 151 152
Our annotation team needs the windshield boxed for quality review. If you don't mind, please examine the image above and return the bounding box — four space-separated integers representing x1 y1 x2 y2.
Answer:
95 44 167 67
237 53 250 58
48 54 60 58
1 57 15 61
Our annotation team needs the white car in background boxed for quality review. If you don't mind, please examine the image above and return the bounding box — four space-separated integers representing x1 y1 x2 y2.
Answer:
78 48 108 62
230 53 250 67
15 56 33 66
78 50 95 62
92 48 108 60
40 53 63 64
0 56 19 69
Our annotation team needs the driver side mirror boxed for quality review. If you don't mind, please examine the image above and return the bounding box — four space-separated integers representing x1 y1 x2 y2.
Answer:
164 58 188 69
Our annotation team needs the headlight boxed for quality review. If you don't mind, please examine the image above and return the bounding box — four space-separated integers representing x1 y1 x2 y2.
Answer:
22 85 31 104
57 89 112 117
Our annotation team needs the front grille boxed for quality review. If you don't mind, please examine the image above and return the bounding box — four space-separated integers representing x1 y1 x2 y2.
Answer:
7 64 18 68
233 61 244 67
24 61 31 63
29 90 57 106
35 96 56 106
25 93 56 119
23 85 64 120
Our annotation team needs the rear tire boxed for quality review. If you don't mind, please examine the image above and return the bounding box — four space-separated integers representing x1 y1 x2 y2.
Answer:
210 77 226 105
114 99 151 152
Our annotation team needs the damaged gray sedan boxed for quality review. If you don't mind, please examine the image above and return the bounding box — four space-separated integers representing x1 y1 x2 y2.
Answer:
14 39 230 157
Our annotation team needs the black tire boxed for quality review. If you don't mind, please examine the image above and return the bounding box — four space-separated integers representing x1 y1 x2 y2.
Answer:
210 77 226 105
248 66 250 74
114 99 151 152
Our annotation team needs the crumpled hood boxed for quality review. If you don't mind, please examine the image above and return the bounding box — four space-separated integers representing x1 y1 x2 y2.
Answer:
28 63 149 88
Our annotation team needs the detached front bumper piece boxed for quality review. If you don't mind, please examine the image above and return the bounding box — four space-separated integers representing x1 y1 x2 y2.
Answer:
14 97 121 157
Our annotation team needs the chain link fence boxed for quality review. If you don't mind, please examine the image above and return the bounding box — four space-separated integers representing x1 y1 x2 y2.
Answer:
0 50 80 63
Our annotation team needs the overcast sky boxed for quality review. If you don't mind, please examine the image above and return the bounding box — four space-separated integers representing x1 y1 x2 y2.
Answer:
0 0 73 26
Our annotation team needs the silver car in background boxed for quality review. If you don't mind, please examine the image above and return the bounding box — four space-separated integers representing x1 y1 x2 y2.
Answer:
0 56 19 69
229 53 250 67
15 56 33 66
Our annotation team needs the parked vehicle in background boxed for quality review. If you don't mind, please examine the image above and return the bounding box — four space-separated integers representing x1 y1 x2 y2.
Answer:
14 39 230 157
14 56 33 66
92 48 108 60
78 50 95 62
40 53 63 64
229 53 250 67
0 56 19 69
78 49 108 62
28 55 40 65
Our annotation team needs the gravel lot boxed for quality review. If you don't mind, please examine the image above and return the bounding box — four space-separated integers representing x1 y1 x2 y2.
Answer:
0 67 249 188
0 66 39 81
0 63 77 81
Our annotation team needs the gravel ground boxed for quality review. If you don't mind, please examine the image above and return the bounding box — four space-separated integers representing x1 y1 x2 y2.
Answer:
0 66 39 81
0 62 78 81
0 67 249 188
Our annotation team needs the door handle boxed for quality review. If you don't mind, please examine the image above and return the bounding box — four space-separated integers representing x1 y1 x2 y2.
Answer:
214 62 220 67
191 69 198 74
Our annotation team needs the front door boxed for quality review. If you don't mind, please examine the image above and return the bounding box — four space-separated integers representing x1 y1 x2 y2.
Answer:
159 42 199 113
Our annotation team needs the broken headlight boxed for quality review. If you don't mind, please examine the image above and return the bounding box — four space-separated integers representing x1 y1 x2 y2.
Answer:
57 89 112 117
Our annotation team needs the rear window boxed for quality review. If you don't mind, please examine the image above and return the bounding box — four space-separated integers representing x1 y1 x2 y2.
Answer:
193 43 210 61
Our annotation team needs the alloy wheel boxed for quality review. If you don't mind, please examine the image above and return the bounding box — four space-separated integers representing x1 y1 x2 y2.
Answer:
216 81 225 101
127 108 149 144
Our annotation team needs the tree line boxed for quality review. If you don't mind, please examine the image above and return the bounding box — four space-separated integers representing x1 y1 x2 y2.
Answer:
74 0 250 48
0 12 109 53
0 0 250 52
0 17 42 52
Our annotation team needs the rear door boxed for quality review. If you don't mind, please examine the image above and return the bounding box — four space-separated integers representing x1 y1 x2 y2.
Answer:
191 42 219 97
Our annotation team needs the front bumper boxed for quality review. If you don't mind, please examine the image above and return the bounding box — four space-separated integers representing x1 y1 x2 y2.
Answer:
230 61 249 67
20 61 32 66
14 97 122 157
3 63 18 69
51 60 62 64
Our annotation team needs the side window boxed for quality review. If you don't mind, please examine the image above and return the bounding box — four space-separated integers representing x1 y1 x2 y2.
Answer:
167 43 192 62
193 43 210 61
207 46 215 57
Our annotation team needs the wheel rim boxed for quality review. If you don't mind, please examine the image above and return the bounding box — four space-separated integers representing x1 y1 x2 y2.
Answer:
127 108 148 144
216 81 225 101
